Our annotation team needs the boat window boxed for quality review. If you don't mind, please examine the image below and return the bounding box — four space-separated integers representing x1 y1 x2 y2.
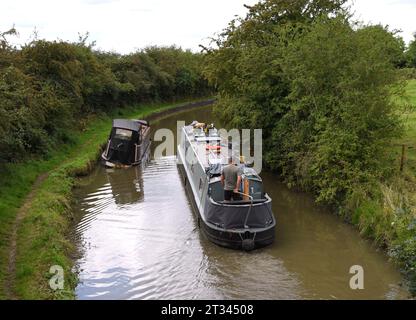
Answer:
199 178 203 190
209 181 224 202
115 128 133 141
249 180 264 200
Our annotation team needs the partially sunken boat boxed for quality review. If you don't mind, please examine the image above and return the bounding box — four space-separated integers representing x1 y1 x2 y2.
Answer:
177 122 276 251
102 119 151 168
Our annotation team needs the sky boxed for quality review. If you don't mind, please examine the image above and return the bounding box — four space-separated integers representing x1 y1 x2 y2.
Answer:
0 0 415 54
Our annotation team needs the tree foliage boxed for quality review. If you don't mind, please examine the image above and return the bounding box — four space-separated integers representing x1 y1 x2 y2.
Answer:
204 0 404 206
406 33 416 68
0 34 211 163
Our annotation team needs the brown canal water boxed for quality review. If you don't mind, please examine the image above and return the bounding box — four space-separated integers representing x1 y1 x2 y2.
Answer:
72 105 409 300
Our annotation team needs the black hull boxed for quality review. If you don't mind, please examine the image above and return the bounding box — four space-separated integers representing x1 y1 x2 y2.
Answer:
101 157 143 168
178 164 275 251
102 120 151 168
200 218 275 251
102 140 151 168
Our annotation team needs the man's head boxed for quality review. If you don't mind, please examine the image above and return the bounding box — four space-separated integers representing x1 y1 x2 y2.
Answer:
228 157 233 164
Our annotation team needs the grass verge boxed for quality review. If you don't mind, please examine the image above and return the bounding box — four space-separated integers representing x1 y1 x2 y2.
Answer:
0 98 213 299
350 79 416 296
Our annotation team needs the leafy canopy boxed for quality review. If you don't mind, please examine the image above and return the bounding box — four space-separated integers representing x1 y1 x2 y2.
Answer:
204 0 404 206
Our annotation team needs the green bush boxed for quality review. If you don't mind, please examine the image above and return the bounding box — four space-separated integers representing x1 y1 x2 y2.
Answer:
398 68 416 80
204 1 403 207
406 34 416 68
0 33 212 164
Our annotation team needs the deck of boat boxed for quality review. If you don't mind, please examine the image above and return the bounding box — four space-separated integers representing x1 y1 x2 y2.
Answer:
183 125 232 170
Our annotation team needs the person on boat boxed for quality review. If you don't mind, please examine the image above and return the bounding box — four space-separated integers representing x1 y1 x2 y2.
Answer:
221 157 242 202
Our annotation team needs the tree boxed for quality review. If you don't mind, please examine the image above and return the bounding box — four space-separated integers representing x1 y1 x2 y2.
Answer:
0 32 210 163
204 0 404 206
203 0 348 130
406 33 416 68
271 16 402 204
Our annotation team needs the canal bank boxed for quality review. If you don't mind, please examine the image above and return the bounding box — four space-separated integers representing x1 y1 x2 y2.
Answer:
72 105 410 299
0 98 214 300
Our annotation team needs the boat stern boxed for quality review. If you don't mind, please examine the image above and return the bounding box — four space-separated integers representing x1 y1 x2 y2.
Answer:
201 196 276 251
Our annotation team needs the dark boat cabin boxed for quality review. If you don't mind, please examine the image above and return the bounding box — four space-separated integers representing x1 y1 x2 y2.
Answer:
102 119 151 167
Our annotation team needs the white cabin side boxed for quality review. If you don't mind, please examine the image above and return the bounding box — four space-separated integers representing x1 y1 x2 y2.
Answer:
178 126 211 214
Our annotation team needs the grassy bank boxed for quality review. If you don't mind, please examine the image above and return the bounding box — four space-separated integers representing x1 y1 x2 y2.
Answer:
0 98 212 300
351 79 416 295
398 79 416 171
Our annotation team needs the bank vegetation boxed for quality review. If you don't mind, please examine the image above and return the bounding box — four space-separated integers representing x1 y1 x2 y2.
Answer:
203 0 416 295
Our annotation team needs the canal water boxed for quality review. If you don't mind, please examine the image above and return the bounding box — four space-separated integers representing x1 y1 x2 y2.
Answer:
71 105 409 300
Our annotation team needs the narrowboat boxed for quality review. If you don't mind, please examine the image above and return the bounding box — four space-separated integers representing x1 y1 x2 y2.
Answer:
177 122 276 251
102 119 151 168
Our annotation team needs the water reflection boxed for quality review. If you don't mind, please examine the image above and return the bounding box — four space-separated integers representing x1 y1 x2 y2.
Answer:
105 165 144 206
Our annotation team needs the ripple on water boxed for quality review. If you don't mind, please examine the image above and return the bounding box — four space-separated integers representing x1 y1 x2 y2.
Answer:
73 108 409 300
73 156 308 300
75 157 210 299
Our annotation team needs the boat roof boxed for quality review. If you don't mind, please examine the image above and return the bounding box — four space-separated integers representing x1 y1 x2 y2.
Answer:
183 124 253 174
183 125 263 181
113 119 141 132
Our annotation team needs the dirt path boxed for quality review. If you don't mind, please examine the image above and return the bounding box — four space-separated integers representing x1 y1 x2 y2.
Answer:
5 173 49 300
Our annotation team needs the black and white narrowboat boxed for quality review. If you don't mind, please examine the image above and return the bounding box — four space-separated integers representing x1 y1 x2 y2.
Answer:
102 119 151 168
177 122 276 251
